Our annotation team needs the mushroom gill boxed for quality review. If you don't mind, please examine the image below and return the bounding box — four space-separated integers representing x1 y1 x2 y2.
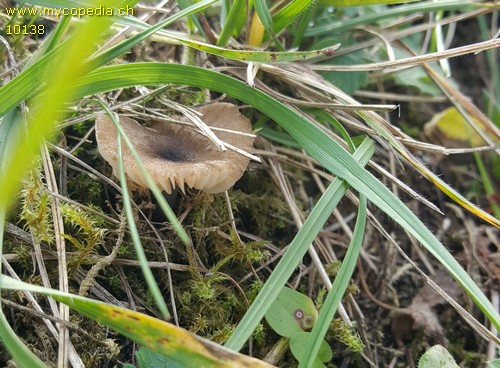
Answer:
95 103 255 194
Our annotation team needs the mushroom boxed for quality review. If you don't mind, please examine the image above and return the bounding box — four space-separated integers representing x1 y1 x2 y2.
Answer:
95 103 255 194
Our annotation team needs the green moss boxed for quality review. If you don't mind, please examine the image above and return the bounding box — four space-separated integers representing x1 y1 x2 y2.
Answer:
252 323 267 347
178 272 244 340
19 162 54 244
65 171 106 207
325 261 342 276
328 318 364 352
212 231 270 272
107 274 121 289
246 280 264 303
61 202 106 270
162 86 207 107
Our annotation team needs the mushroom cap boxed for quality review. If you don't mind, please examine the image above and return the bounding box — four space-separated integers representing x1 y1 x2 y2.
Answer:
95 103 254 194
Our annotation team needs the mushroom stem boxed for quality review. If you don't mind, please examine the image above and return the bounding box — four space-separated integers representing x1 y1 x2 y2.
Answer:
224 190 244 246
153 188 179 223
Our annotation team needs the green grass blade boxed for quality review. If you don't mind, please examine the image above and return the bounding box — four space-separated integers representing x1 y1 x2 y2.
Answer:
121 0 141 6
0 0 120 214
44 14 72 52
90 0 218 68
313 109 355 152
179 39 339 61
253 0 274 34
220 0 231 27
102 14 337 62
175 0 208 39
305 0 484 36
0 111 47 368
0 311 46 368
272 0 315 35
226 139 375 350
0 42 67 117
291 4 314 49
24 13 72 68
217 0 246 46
0 3 121 363
5 1 80 8
252 0 283 49
20 0 140 6
91 102 182 319
115 128 169 319
258 127 302 148
300 195 367 367
98 14 339 62
0 41 337 119
73 63 500 338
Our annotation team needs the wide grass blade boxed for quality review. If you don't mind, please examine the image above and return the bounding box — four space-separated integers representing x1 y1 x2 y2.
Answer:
72 63 500 337
0 41 68 118
0 2 120 366
0 275 274 368
0 0 212 118
0 311 46 368
0 44 339 120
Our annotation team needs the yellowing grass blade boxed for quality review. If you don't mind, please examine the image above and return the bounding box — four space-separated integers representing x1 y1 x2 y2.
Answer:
358 112 500 228
0 275 274 368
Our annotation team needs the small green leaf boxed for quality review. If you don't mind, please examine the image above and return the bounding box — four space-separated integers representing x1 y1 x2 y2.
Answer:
290 332 332 367
320 52 369 94
265 287 318 338
394 68 441 96
418 345 459 368
136 347 185 368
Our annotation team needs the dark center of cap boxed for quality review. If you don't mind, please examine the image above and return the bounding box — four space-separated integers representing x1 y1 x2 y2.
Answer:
152 145 194 163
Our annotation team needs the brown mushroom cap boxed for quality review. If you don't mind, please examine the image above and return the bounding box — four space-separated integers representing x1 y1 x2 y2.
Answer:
95 103 254 194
